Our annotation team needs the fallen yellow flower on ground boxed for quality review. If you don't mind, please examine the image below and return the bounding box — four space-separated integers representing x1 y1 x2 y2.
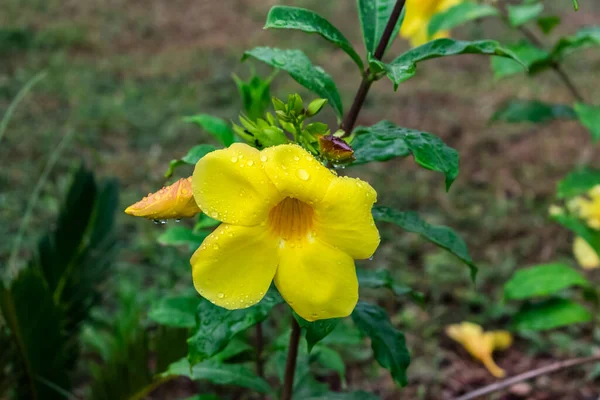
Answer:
400 0 463 47
573 236 600 269
446 322 513 378
125 177 201 220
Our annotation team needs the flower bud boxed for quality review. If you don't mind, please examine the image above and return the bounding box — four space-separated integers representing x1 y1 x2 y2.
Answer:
318 134 355 164
125 177 201 219
305 98 327 117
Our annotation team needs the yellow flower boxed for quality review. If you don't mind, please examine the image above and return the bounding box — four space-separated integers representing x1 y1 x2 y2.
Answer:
190 143 380 321
573 236 600 269
446 322 513 378
569 185 600 229
400 0 463 47
125 177 201 220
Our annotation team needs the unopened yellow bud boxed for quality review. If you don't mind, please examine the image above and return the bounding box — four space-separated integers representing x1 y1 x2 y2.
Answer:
125 177 201 220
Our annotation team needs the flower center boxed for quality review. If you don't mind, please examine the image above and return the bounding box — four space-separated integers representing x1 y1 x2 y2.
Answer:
268 197 314 243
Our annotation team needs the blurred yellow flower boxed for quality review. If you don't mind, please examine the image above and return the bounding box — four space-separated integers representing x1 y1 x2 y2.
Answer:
400 0 463 47
573 236 600 269
446 322 513 378
569 185 600 229
125 177 201 220
190 143 379 321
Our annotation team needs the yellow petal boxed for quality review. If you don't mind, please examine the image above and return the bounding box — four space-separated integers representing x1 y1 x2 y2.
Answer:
191 223 279 309
124 177 201 219
489 330 513 351
573 236 600 269
261 144 335 206
315 176 380 259
274 239 358 321
192 143 282 226
481 354 506 379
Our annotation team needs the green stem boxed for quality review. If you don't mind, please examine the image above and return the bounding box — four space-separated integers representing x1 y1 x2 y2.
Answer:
128 376 176 400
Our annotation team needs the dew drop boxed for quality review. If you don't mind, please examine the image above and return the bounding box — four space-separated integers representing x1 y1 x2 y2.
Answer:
297 169 310 180
260 155 268 162
213 244 220 250
247 160 254 166
217 292 225 299
231 156 238 163
293 155 300 161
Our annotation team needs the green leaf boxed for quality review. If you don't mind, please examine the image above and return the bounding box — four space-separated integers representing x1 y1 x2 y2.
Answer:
537 16 561 35
557 168 600 199
209 338 253 362
351 302 410 386
372 39 524 89
194 213 220 230
373 206 477 280
313 346 346 383
0 268 70 400
551 213 600 255
507 3 544 27
157 226 210 250
357 268 412 297
490 99 576 124
243 47 343 118
305 392 381 400
357 0 403 55
187 289 283 364
514 298 592 331
163 358 272 394
149 295 201 328
165 144 217 178
265 6 364 71
428 2 499 37
183 115 235 146
232 71 275 122
490 41 549 79
295 316 341 352
551 26 600 60
504 263 590 300
574 103 600 142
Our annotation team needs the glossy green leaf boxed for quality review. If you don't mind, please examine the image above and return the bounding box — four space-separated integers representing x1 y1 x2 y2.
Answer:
428 2 499 37
187 289 283 364
373 206 477 280
232 71 274 122
265 6 363 71
209 338 253 362
491 99 576 124
357 268 412 297
557 168 600 199
514 298 592 331
351 301 410 386
183 115 235 146
243 47 343 118
157 226 210 250
313 346 346 382
165 144 217 178
295 316 341 352
371 39 524 88
305 392 380 400
537 16 561 34
505 263 590 300
163 358 272 393
194 213 220 230
149 295 201 328
551 213 600 255
357 0 403 54
574 103 600 142
490 41 549 79
552 26 600 60
352 121 459 190
507 3 544 27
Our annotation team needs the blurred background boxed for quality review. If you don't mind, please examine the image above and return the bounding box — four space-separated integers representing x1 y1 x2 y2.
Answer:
2 0 600 398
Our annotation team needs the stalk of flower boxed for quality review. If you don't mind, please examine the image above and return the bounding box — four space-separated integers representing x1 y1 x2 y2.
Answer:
400 0 463 47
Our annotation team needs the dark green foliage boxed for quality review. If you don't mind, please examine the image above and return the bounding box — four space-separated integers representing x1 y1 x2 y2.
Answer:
233 72 275 122
491 99 576 124
357 0 403 54
513 298 592 331
557 168 600 199
504 263 590 300
295 315 341 352
428 2 499 37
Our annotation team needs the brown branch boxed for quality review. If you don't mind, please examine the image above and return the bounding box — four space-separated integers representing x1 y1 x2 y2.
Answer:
454 354 600 400
281 317 301 400
341 0 407 135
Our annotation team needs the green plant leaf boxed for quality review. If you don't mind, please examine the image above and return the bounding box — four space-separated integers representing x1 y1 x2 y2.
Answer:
357 268 412 297
149 295 201 328
490 41 550 79
551 26 600 60
537 16 561 34
157 226 210 250
165 144 218 178
187 289 283 364
373 206 477 280
428 2 499 37
504 263 590 300
295 316 341 352
351 302 410 386
490 99 576 124
243 47 343 118
163 358 272 394
514 298 592 331
371 39 524 89
232 71 275 122
305 392 381 400
357 0 403 55
313 346 347 383
265 6 363 71
557 168 600 199
574 103 600 142
352 121 459 190
507 3 544 27
183 115 235 146
551 213 600 255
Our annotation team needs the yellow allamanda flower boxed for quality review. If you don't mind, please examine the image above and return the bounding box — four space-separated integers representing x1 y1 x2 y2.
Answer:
400 0 463 47
125 177 201 219
573 236 600 270
446 322 513 378
569 185 600 229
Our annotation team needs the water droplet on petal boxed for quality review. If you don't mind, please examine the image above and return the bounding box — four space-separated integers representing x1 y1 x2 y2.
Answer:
217 292 225 299
297 169 310 180
293 156 300 161
231 156 238 163
260 155 268 162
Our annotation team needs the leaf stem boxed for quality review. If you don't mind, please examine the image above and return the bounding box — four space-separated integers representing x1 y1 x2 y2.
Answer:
341 0 407 135
281 317 301 400
454 353 600 400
